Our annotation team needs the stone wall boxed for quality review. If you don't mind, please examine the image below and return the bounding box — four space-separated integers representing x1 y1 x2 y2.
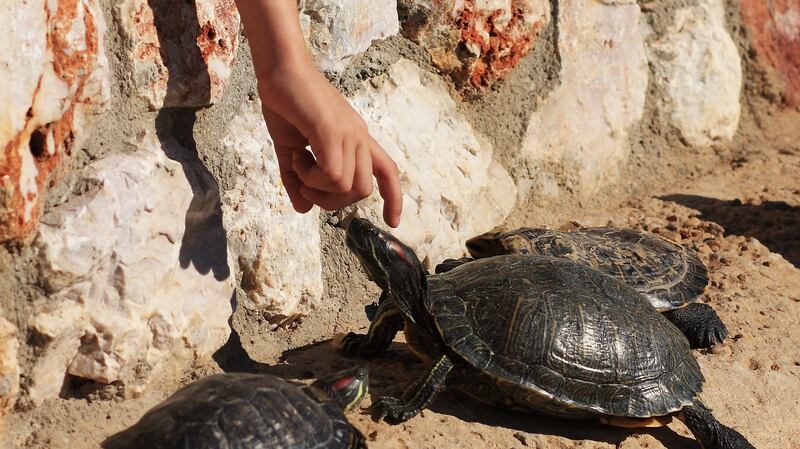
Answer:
0 0 796 423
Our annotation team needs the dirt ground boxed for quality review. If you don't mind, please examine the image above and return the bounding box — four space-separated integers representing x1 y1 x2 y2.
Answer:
3 105 800 449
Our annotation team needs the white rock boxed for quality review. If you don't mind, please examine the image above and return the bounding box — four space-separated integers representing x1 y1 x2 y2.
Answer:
351 59 516 268
299 0 399 72
0 0 110 242
30 133 234 403
521 0 648 196
644 0 742 146
219 100 323 319
0 317 19 426
115 0 240 109
398 0 551 91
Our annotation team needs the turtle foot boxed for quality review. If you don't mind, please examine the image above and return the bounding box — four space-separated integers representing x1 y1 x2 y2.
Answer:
434 257 474 274
336 332 386 358
663 302 728 349
370 396 419 423
682 402 755 449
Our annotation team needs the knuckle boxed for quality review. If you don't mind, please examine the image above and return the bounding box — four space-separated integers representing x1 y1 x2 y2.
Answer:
355 182 373 199
334 178 351 193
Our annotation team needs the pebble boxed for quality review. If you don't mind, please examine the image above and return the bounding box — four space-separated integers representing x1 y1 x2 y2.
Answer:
685 217 702 227
661 230 682 242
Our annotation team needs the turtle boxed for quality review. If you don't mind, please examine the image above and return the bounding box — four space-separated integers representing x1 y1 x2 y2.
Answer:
339 217 754 449
102 368 369 449
434 226 728 349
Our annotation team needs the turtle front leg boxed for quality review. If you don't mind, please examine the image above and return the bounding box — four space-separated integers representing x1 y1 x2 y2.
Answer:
662 303 728 349
371 355 454 423
340 299 404 358
434 257 475 274
680 401 755 449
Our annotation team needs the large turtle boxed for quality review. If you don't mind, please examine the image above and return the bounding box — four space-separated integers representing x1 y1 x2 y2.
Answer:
103 368 369 449
340 218 754 449
435 226 727 349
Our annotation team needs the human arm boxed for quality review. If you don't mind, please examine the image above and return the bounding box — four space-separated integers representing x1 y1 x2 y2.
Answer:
233 0 403 227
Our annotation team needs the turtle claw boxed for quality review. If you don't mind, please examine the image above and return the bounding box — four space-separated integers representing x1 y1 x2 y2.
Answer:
339 332 368 357
364 302 380 321
370 396 416 423
663 303 729 349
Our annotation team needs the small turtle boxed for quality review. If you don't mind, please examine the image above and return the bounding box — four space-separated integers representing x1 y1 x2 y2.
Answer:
340 218 754 449
103 368 369 449
436 226 727 349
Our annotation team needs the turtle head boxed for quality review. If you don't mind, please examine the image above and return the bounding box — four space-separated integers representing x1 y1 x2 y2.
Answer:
345 218 426 297
313 367 369 412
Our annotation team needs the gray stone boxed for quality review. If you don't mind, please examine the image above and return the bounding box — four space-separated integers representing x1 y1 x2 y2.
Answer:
521 0 648 196
644 0 742 146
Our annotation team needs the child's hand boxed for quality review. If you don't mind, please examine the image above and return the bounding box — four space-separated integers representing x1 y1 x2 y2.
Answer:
235 0 403 228
259 64 402 228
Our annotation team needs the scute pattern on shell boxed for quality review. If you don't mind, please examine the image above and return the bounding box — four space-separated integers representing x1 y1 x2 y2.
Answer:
468 227 709 311
427 255 704 419
102 374 365 449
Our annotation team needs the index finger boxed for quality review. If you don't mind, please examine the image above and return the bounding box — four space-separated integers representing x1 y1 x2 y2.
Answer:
369 138 402 228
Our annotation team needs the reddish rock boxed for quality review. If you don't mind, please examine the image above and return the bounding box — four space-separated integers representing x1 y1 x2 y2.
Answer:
740 0 800 107
116 0 240 109
0 0 110 242
399 0 550 93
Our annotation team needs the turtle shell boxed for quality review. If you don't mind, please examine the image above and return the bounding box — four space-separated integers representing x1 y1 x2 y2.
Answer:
426 255 704 419
466 227 708 311
102 373 365 449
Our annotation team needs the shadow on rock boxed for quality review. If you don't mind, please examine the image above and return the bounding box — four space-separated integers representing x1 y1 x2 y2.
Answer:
154 109 231 281
661 194 800 267
149 0 230 281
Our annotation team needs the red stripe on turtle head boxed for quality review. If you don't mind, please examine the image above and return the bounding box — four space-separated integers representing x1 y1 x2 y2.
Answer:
332 375 355 391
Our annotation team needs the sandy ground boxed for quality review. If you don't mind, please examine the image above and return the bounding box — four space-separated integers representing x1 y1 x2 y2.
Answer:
4 113 800 449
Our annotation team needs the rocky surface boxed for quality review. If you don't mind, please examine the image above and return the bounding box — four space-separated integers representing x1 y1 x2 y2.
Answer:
300 0 400 73
0 0 110 242
398 0 551 92
0 317 19 428
520 0 647 196
351 59 516 268
29 132 233 403
740 0 800 107
645 0 742 147
219 100 323 321
115 0 240 109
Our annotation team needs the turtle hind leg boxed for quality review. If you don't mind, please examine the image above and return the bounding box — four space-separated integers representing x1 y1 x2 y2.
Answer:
680 402 755 449
371 355 454 423
662 302 728 349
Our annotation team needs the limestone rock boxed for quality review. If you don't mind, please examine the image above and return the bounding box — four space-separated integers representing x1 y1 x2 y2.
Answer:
740 0 800 107
0 317 19 426
299 0 399 73
351 59 516 268
0 0 110 242
30 132 234 403
398 0 551 92
645 0 742 146
116 0 240 109
521 0 647 196
219 101 323 320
